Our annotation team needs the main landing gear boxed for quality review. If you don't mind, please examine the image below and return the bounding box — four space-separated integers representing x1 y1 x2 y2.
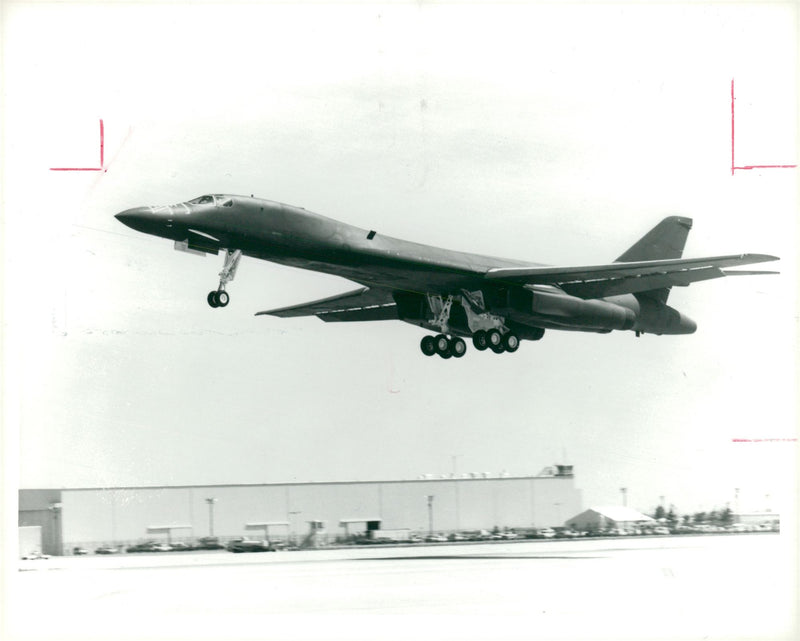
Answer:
207 249 242 309
472 329 519 354
420 334 467 359
419 330 519 358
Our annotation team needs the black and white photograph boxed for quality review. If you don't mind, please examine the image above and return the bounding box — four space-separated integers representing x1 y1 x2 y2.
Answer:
2 1 797 640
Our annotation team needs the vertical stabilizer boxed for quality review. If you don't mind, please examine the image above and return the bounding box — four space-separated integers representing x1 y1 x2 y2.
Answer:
616 216 692 303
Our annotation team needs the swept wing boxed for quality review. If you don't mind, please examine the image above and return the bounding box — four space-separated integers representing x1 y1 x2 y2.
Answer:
257 287 398 322
485 253 778 298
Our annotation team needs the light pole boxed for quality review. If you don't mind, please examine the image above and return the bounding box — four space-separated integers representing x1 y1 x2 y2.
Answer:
426 495 434 537
205 498 217 537
48 503 63 556
620 487 628 507
288 510 302 545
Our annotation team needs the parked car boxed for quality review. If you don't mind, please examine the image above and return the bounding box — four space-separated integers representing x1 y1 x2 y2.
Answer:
126 541 159 553
226 538 275 553
95 545 118 554
537 528 556 539
425 533 448 543
653 526 670 535
72 546 89 555
169 542 193 551
196 536 224 550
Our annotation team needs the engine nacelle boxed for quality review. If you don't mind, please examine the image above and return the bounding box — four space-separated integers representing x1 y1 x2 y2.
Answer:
489 286 636 332
628 296 697 335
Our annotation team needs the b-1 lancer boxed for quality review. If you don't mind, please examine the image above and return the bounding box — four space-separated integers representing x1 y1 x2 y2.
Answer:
115 195 778 359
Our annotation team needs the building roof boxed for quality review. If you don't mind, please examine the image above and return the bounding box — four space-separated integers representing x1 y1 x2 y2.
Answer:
19 472 574 493
571 506 654 523
339 518 382 524
146 525 192 532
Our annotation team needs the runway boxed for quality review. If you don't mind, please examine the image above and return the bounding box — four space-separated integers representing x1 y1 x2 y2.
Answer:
8 534 797 641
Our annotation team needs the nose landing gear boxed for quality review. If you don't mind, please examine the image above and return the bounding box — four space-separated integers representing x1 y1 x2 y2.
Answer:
207 249 242 308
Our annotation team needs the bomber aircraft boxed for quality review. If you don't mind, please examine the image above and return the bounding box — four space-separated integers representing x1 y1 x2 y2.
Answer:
115 195 778 358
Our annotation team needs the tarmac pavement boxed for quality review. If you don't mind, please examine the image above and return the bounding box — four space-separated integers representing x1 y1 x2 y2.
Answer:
6 534 797 641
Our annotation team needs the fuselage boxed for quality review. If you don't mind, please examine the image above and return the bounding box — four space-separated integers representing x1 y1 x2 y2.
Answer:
115 194 697 339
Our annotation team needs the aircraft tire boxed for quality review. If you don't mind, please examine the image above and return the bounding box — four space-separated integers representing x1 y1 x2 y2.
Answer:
434 334 450 355
438 350 452 359
420 336 437 356
503 333 520 353
207 291 220 308
472 330 488 351
487 329 503 348
449 337 467 358
491 344 505 354
216 291 230 307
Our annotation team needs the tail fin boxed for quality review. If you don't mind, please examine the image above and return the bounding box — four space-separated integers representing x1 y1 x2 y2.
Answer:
616 216 693 303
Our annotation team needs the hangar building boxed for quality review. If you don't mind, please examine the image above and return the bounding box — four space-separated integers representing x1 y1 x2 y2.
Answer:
566 506 654 532
19 465 581 555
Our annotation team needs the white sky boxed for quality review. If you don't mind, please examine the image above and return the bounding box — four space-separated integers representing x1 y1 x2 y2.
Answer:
2 1 798 519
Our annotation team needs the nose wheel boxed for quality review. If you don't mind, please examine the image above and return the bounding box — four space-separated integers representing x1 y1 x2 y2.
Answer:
207 290 230 308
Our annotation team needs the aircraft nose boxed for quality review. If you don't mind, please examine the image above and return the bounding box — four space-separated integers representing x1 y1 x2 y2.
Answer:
115 207 156 232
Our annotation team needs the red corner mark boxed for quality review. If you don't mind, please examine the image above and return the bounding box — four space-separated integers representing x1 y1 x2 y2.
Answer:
50 119 105 171
731 80 797 175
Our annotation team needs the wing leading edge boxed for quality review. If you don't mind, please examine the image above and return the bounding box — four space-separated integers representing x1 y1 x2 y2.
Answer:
485 253 779 299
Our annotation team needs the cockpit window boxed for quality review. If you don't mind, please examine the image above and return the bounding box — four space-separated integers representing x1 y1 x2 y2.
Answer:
188 195 215 205
187 195 234 207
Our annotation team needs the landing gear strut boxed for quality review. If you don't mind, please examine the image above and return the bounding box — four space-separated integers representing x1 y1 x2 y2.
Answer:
207 249 242 308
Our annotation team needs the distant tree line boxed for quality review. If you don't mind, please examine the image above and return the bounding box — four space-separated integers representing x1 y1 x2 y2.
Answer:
651 505 733 527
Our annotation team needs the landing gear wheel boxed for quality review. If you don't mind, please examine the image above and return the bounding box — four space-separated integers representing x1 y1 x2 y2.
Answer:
491 343 505 354
434 334 450 356
207 291 220 308
449 337 467 358
439 351 452 359
216 291 230 307
420 336 437 356
486 329 503 349
503 332 520 353
472 330 488 351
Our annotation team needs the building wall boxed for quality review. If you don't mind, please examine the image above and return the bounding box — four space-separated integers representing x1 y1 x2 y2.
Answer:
18 489 63 555
19 526 43 557
23 474 582 553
